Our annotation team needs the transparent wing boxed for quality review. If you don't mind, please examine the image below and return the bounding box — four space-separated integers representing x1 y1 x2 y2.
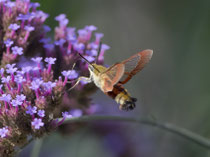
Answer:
119 49 153 84
100 63 125 92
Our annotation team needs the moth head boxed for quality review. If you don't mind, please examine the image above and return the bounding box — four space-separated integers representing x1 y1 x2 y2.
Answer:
77 53 100 73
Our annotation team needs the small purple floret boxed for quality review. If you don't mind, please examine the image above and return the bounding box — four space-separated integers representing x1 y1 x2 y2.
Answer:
4 39 14 47
26 106 37 115
37 110 45 118
62 111 72 119
70 109 83 117
11 46 23 55
31 57 42 63
54 38 66 46
31 118 44 129
14 74 26 84
66 70 78 79
11 99 22 107
44 57 56 65
1 76 11 83
8 23 20 31
43 81 56 91
24 25 35 32
6 64 17 74
0 94 12 103
16 94 26 102
30 79 43 90
0 127 9 138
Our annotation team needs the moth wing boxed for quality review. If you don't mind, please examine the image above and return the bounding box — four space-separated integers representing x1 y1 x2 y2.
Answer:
100 63 125 92
119 49 153 84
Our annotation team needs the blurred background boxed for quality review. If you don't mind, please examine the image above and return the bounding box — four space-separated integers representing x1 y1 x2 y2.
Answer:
19 0 210 156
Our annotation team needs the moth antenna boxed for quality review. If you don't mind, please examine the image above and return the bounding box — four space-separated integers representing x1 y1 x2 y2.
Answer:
77 53 100 72
95 41 102 64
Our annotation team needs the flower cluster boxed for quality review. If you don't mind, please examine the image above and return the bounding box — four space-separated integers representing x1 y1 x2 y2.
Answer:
0 0 109 156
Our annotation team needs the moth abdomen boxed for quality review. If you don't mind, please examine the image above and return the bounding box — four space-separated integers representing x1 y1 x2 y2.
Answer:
120 99 136 111
112 86 136 111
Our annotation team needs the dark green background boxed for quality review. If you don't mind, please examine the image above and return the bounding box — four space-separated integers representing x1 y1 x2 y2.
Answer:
19 0 210 156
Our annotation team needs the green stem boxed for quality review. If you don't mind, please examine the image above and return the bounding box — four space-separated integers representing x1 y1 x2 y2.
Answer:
63 115 210 149
30 138 43 157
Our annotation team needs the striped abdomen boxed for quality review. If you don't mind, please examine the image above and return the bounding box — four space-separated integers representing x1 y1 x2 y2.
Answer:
106 84 137 111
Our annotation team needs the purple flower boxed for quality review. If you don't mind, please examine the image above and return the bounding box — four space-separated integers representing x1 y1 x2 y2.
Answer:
80 80 88 85
43 44 54 50
95 33 104 44
37 110 45 117
85 25 97 32
8 23 20 31
1 76 11 83
44 57 56 65
70 109 83 117
16 94 26 102
67 27 76 41
0 94 12 103
35 11 49 22
55 14 69 26
31 118 44 129
87 49 98 56
61 19 69 27
90 43 99 49
78 29 88 39
55 14 66 22
62 111 72 119
24 25 35 32
43 81 56 90
0 127 9 138
39 38 51 44
11 99 22 107
101 44 110 51
26 106 37 115
4 39 14 47
64 70 78 79
11 46 23 55
85 56 95 62
73 43 85 51
0 68 4 75
31 57 42 63
95 33 104 39
43 25 51 32
22 66 32 73
54 39 66 46
30 2 40 9
61 70 72 78
6 63 16 69
32 67 39 72
5 2 16 8
14 74 26 84
30 79 43 90
6 64 17 74
16 14 30 21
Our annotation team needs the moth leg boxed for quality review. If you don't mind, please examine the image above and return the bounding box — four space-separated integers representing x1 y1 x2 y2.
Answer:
66 63 77 84
68 76 92 91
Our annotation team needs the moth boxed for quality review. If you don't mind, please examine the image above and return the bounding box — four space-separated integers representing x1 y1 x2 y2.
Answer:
71 49 153 111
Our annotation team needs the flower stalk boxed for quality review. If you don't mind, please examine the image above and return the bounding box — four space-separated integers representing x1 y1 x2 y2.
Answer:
62 115 210 149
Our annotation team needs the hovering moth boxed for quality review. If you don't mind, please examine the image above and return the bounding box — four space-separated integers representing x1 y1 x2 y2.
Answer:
71 49 153 111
